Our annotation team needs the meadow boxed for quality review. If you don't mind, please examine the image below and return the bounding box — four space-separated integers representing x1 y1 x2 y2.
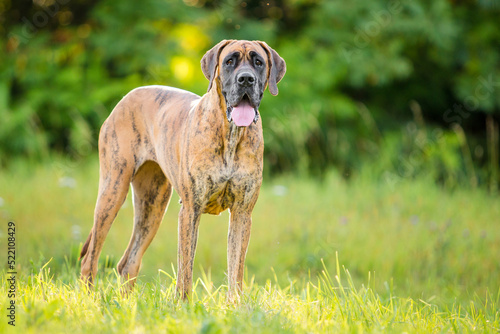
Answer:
3 0 500 332
0 156 499 333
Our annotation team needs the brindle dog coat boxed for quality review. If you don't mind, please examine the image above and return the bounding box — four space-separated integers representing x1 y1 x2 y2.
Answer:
80 40 286 299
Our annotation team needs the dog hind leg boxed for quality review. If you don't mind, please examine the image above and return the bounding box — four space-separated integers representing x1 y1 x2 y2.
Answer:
80 121 135 286
80 165 133 286
117 161 172 287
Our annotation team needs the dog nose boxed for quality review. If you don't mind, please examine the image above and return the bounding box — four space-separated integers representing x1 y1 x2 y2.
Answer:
237 72 255 87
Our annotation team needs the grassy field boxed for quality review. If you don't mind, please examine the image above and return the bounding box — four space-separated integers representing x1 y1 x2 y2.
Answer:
0 156 499 333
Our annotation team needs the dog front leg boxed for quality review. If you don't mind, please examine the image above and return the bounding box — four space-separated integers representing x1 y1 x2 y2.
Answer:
176 205 201 300
227 210 252 300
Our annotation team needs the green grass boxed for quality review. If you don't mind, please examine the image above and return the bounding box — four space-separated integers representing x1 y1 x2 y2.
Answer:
0 156 499 333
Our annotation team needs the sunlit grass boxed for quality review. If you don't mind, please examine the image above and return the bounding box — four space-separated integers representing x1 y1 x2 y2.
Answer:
0 156 499 332
0 254 500 333
0 256 498 333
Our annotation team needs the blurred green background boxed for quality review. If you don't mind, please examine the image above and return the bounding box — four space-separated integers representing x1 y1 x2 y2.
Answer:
1 0 499 189
1 1 500 314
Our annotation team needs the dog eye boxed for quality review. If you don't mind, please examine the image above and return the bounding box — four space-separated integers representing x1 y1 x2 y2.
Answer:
226 59 234 66
255 59 263 66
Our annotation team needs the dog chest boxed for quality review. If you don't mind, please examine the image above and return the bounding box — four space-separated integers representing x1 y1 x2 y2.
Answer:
201 169 259 215
203 178 234 215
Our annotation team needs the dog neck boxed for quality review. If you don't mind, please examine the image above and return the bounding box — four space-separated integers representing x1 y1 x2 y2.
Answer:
223 122 245 163
204 87 247 163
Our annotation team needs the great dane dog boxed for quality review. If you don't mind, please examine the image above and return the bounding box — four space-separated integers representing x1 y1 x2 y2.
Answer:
79 40 286 298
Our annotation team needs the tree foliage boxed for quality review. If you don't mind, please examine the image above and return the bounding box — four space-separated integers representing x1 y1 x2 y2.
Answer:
1 0 499 187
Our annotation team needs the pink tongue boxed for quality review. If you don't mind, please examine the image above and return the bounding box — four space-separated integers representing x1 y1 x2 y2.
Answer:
231 101 255 127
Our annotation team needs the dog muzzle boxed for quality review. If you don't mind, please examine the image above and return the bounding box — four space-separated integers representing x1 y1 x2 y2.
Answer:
226 100 259 127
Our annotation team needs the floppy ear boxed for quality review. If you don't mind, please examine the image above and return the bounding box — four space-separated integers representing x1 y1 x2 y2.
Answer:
257 41 286 96
201 39 233 92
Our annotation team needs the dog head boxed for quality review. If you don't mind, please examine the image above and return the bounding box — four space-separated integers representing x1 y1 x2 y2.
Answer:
201 40 286 127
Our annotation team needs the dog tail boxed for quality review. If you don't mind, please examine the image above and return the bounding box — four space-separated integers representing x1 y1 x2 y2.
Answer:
79 229 92 261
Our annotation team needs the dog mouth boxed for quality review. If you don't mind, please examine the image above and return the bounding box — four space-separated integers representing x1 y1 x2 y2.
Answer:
226 93 259 127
